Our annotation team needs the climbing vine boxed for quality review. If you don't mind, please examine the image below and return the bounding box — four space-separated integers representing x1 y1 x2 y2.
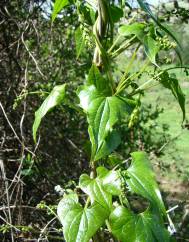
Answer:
33 0 187 241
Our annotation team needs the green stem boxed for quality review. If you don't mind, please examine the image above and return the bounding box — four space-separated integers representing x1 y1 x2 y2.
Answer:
84 197 91 209
115 60 149 95
17 90 49 98
44 205 59 219
110 36 136 58
115 72 136 95
105 219 112 233
107 35 122 54
130 65 189 96
164 65 189 72
90 161 97 179
130 71 164 96
125 44 141 74
139 82 161 91
93 34 114 93
115 44 140 92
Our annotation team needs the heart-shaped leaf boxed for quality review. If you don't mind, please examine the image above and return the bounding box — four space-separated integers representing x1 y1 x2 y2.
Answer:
97 167 122 196
79 173 112 210
118 23 145 39
57 193 108 242
125 152 166 214
119 23 159 64
109 206 170 242
79 89 135 161
88 95 135 160
86 64 111 95
78 64 136 161
33 84 66 142
136 0 181 47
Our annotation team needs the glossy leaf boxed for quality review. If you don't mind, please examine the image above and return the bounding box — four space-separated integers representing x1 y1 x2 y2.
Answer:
78 64 136 161
143 35 159 65
86 64 111 95
79 173 112 210
160 72 185 121
118 23 145 39
79 91 134 161
109 206 170 242
52 0 69 21
97 167 122 196
119 11 182 64
89 95 135 160
126 152 166 214
119 23 160 64
90 128 121 162
75 27 85 58
57 193 108 242
33 84 66 142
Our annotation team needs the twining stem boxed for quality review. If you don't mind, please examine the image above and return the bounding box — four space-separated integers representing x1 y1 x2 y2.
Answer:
90 161 97 179
93 33 114 93
93 0 115 93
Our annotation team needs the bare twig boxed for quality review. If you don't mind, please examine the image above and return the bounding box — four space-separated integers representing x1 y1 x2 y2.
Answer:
0 158 14 242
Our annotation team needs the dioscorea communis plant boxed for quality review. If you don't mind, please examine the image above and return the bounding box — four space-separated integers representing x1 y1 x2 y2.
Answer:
33 0 188 241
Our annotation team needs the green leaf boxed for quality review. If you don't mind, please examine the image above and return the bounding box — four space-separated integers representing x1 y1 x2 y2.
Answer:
119 23 160 64
109 206 170 242
79 173 112 210
57 193 108 242
78 64 136 161
89 128 121 161
107 153 123 167
97 167 122 196
143 35 159 65
75 27 85 59
118 23 145 39
85 0 98 11
160 72 185 121
33 84 66 142
136 0 181 49
88 95 135 160
125 152 166 214
136 0 182 63
110 5 123 23
52 0 69 22
86 64 111 95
